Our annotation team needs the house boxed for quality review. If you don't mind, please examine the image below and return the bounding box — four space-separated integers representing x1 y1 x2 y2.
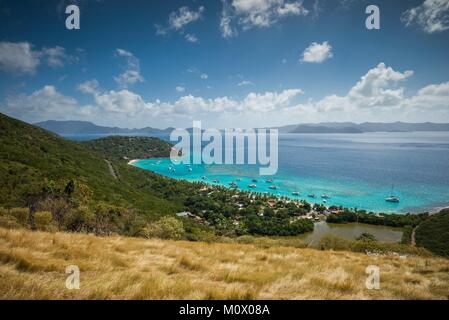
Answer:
176 211 190 218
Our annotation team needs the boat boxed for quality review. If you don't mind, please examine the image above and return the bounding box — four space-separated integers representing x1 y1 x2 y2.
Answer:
292 184 300 196
188 167 192 172
266 179 273 183
385 196 400 203
212 179 220 183
201 176 207 180
248 184 257 188
236 178 242 182
229 182 238 188
323 200 327 204
252 179 258 183
321 194 330 199
269 185 279 190
308 194 316 198
385 184 400 203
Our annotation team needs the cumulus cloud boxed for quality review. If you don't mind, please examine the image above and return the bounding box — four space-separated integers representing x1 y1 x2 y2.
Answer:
0 42 76 74
200 73 208 80
1 85 92 122
3 64 449 128
77 79 100 95
114 48 144 88
401 0 449 33
176 86 186 92
0 42 40 74
220 0 308 37
301 41 333 63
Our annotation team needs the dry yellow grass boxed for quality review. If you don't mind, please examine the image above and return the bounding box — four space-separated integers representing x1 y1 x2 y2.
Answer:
0 227 448 300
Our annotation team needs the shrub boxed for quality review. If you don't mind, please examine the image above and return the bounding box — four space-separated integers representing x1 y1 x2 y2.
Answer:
144 216 185 240
0 215 21 229
63 206 95 232
34 211 55 231
356 232 377 242
9 208 30 226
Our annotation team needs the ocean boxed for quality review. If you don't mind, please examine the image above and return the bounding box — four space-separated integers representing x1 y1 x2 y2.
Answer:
67 131 449 214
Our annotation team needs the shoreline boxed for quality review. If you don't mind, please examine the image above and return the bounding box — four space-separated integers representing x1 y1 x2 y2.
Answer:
128 158 447 216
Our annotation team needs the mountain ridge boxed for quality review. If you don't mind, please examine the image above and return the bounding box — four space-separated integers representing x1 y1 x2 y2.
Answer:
35 119 449 135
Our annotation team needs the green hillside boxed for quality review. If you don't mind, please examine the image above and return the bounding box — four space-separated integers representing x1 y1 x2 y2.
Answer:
415 209 449 257
0 112 184 218
83 136 172 161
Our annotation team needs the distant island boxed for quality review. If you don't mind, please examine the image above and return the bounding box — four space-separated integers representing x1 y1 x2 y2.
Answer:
35 120 449 135
275 122 449 134
35 120 174 135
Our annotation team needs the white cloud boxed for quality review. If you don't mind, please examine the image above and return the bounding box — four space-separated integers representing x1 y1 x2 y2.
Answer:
0 42 76 74
185 34 199 43
238 80 254 86
114 48 144 88
4 64 449 128
176 86 186 92
169 6 204 30
220 0 308 37
41 46 75 68
402 0 449 33
0 42 40 74
156 6 204 42
1 85 92 122
301 41 333 63
200 73 208 80
77 79 100 95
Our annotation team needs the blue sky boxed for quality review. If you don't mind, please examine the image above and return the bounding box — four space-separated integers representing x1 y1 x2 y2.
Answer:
1 0 449 128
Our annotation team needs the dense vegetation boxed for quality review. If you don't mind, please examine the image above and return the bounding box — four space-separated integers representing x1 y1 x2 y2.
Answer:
415 209 449 257
83 136 172 161
326 209 428 228
0 113 315 239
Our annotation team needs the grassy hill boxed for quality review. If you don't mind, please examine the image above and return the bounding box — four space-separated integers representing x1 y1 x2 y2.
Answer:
0 112 188 222
1 227 448 300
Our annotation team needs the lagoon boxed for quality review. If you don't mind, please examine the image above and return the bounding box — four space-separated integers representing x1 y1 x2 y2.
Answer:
300 221 403 244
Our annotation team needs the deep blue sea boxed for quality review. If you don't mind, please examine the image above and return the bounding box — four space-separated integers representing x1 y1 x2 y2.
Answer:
66 132 449 213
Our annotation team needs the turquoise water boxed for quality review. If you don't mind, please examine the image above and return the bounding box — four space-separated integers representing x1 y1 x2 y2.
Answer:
129 132 449 213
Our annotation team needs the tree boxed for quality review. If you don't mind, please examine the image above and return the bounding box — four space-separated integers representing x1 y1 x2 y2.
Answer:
356 232 377 242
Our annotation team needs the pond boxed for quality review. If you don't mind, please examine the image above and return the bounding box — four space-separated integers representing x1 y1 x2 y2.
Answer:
299 221 404 244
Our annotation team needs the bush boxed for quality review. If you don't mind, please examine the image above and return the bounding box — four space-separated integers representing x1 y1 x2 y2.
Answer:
34 211 55 231
316 235 431 256
0 215 21 229
63 206 95 232
356 232 377 242
9 208 30 226
144 216 185 240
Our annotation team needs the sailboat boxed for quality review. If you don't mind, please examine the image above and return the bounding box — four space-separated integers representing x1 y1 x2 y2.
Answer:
385 184 400 203
292 184 300 196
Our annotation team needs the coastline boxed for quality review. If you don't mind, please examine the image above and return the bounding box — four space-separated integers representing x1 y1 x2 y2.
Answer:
128 158 447 215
